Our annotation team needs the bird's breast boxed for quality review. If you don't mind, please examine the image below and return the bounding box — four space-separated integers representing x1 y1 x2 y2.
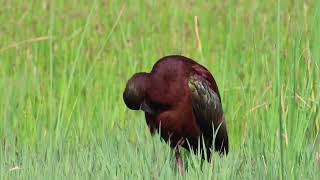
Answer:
145 101 201 146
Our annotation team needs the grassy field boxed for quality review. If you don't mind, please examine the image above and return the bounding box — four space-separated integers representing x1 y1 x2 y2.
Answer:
0 0 319 179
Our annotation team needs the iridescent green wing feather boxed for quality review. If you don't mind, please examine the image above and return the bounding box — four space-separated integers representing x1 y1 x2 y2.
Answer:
188 75 228 154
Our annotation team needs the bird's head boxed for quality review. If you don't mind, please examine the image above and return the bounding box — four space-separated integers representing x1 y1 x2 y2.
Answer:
123 72 149 110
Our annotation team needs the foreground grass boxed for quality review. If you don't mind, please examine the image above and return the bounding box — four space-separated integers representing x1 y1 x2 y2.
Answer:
0 0 319 179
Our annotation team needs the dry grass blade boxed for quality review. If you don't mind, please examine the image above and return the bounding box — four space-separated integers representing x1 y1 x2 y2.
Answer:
9 166 22 172
0 36 51 52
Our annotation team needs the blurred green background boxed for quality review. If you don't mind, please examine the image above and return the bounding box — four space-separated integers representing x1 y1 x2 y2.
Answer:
0 0 319 179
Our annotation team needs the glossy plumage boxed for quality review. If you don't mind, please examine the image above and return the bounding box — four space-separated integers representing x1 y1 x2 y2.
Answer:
123 55 228 168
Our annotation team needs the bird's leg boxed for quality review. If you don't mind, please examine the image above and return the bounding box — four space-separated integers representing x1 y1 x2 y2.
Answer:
175 146 184 176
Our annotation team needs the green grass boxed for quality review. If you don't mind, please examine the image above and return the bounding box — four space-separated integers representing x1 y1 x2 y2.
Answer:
0 0 319 179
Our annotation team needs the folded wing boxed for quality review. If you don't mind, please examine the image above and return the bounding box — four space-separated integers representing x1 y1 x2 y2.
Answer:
188 75 229 154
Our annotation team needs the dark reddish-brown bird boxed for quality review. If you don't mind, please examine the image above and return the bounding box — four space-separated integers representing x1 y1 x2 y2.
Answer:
123 55 228 173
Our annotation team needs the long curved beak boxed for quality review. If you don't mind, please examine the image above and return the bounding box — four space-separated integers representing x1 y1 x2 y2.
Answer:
140 101 155 115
